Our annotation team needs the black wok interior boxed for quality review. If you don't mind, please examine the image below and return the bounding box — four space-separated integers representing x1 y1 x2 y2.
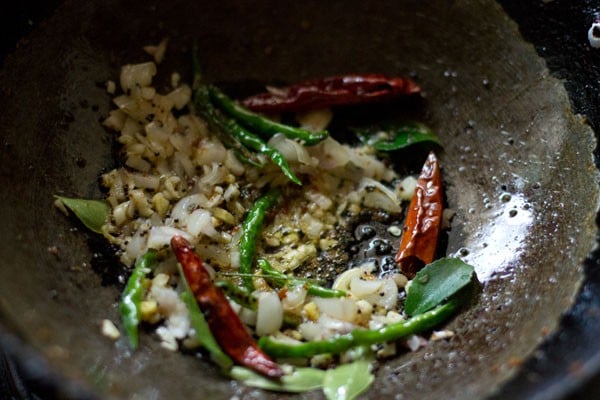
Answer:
1 1 599 399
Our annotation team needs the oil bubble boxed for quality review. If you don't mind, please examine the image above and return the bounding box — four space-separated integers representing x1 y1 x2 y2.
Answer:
500 193 512 202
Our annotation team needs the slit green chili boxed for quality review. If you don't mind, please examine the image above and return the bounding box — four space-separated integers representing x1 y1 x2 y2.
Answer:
258 298 460 358
119 251 157 349
215 280 256 309
208 85 328 145
221 115 302 185
191 50 256 164
195 86 301 184
179 266 233 370
194 86 265 167
239 189 281 292
257 258 346 298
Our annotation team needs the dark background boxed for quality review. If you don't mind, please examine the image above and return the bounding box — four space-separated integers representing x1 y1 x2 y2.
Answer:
1 1 599 399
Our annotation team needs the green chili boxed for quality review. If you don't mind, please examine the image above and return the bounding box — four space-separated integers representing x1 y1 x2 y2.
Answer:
221 115 302 185
258 298 460 358
208 86 328 145
257 258 346 298
119 251 157 349
191 50 263 167
215 280 256 310
194 87 265 167
256 258 287 287
239 190 280 292
306 285 347 299
179 266 233 370
195 86 301 183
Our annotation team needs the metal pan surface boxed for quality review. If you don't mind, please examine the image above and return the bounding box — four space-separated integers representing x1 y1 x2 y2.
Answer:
0 1 598 399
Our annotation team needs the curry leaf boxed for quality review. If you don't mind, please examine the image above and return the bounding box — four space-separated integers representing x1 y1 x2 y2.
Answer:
55 196 110 233
230 366 325 392
353 122 440 151
178 264 233 371
322 359 374 400
405 257 475 317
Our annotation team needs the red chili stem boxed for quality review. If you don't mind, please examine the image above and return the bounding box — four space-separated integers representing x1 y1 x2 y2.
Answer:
241 74 421 113
395 152 443 279
170 235 283 378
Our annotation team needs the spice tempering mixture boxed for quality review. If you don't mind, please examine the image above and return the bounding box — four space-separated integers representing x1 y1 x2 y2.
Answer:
102 59 415 352
55 46 477 398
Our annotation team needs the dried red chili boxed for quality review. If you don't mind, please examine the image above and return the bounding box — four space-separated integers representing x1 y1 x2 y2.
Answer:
395 152 443 279
170 235 283 378
241 74 421 113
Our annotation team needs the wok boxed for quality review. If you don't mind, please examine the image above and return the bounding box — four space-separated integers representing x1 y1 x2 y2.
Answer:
0 1 599 399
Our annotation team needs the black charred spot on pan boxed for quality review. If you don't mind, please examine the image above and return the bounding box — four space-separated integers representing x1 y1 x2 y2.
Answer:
74 156 87 168
57 110 75 131
87 235 128 288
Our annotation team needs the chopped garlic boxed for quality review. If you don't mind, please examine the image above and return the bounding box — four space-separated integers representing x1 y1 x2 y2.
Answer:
430 329 455 341
101 319 120 340
143 38 169 64
303 302 320 321
140 300 160 323
106 80 116 94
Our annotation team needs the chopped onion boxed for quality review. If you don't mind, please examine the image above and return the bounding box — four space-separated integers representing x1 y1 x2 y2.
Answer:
113 95 155 122
299 314 355 341
146 226 193 249
103 109 127 131
268 133 314 165
299 213 324 240
309 137 351 169
123 229 148 264
295 108 333 133
150 284 190 339
397 176 418 201
349 277 384 298
194 244 230 268
332 263 374 292
186 208 218 238
143 38 169 64
167 84 192 110
120 62 157 91
145 121 170 146
281 285 307 313
359 177 402 213
361 278 398 310
255 291 283 336
239 308 257 327
405 334 427 352
313 297 357 323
